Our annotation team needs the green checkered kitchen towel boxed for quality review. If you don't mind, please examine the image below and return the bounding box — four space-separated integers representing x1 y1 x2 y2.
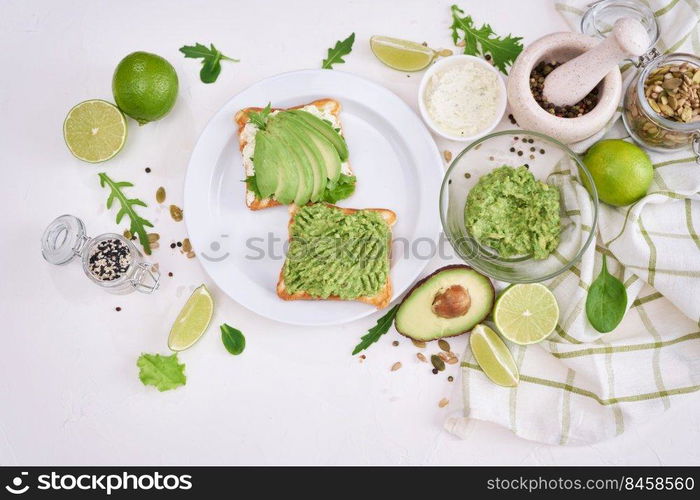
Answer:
446 0 700 445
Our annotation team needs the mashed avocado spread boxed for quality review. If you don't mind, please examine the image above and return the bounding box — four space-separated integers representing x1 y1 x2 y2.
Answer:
284 204 390 299
465 166 561 260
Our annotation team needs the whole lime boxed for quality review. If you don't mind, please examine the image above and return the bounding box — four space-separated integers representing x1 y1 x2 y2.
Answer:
581 139 653 206
112 52 178 125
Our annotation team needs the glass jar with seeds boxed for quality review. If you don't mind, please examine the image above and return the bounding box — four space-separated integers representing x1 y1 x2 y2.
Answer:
41 215 160 294
622 53 700 156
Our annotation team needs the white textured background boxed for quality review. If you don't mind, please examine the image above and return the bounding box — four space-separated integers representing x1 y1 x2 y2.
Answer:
0 0 698 465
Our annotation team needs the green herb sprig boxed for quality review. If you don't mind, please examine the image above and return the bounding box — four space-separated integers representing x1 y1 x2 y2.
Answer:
248 102 272 130
585 255 628 333
449 4 523 74
137 353 186 391
221 323 246 355
352 305 398 355
98 172 154 255
179 43 239 83
322 33 355 69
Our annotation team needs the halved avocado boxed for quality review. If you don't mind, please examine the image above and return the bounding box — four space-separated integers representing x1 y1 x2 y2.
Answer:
276 113 341 184
287 109 349 161
395 265 495 341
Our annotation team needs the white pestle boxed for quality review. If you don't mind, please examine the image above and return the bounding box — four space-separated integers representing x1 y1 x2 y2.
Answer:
542 18 650 107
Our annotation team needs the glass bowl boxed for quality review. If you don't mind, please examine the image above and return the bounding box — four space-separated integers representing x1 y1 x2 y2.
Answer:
440 130 599 283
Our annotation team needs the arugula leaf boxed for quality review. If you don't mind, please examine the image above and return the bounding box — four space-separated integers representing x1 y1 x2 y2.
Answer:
322 33 355 69
449 4 523 74
221 324 246 355
248 102 272 130
245 176 262 199
98 173 154 255
585 256 628 333
352 305 399 355
179 42 239 84
321 174 356 203
137 353 186 391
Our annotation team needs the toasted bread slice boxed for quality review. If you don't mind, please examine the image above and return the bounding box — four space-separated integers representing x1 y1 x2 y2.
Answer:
277 204 397 309
235 99 352 211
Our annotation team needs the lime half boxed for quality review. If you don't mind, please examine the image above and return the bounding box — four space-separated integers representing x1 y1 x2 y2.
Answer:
370 36 435 71
470 324 519 387
168 285 214 351
63 100 127 163
493 284 559 345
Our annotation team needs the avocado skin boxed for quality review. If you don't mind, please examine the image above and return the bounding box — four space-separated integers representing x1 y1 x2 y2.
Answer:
287 109 349 161
394 265 496 341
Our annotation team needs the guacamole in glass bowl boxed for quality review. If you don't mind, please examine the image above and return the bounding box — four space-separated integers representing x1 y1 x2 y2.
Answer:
440 130 598 283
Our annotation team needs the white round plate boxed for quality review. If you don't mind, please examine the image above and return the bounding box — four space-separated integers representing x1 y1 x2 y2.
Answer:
184 70 443 326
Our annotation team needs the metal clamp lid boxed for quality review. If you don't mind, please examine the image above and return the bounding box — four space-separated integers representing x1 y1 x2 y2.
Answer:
131 262 161 294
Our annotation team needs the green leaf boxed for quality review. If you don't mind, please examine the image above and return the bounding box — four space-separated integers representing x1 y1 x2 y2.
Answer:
137 353 186 392
179 42 239 84
98 172 155 255
248 103 272 130
221 323 246 355
245 175 262 199
585 256 628 333
322 32 355 69
352 305 399 355
449 4 523 74
321 174 356 203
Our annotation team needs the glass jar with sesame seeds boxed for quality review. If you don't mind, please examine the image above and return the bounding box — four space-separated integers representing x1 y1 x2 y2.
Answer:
41 214 160 294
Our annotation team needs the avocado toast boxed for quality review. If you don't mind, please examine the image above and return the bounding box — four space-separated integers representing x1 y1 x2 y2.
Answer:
277 203 397 309
235 99 356 210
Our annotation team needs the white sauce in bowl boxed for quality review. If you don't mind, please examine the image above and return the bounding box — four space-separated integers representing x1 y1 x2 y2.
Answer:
424 60 501 138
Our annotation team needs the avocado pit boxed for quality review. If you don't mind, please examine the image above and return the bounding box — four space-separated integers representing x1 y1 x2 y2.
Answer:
432 285 471 319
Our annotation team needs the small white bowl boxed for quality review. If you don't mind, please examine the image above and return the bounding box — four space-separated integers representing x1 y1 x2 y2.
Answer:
418 55 507 142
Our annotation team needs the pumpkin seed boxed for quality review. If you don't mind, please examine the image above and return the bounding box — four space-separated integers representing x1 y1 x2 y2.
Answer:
170 205 183 222
147 233 160 243
431 354 445 371
416 353 427 363
438 339 450 352
411 339 426 348
156 187 166 204
182 238 192 253
123 229 132 240
438 398 449 408
391 362 402 372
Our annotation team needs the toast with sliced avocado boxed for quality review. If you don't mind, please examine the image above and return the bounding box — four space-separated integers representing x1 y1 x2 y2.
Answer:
277 203 396 309
235 99 356 210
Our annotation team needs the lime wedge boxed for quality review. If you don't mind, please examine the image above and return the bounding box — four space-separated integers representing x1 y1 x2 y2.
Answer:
470 324 519 387
167 285 214 351
493 284 559 345
370 36 435 71
63 100 127 163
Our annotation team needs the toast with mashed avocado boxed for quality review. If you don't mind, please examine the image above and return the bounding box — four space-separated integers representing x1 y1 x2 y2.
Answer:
235 99 356 210
277 203 396 309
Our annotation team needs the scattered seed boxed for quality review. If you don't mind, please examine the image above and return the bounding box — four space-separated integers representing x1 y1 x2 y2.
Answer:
170 205 183 222
464 172 471 179
438 339 450 352
431 354 446 372
411 339 426 348
392 340 399 347
182 238 192 253
438 352 449 361
438 48 453 57
446 356 459 365
443 150 453 162
123 229 132 240
147 233 160 243
170 243 176 249
177 241 182 248
540 149 545 154
360 354 366 359
168 272 173 277
391 362 402 372
145 167 151 173
151 263 159 273
417 353 427 362
156 187 166 204
456 40 466 47
438 398 449 408
432 368 439 374
448 376 454 382
115 306 121 312
186 250 196 259
150 241 160 250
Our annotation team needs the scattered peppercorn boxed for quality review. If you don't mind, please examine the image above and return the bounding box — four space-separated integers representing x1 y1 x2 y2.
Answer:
115 307 122 312
514 136 519 140
392 340 399 346
448 376 454 382
509 147 515 152
530 147 535 152
517 150 523 156
170 243 176 249
177 241 182 247
530 61 599 117
145 167 151 173
168 272 173 277
432 368 438 374
540 149 546 154
530 154 535 160
464 172 471 179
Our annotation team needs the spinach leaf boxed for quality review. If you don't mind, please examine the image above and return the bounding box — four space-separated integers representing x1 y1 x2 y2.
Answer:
585 255 627 333
221 323 246 355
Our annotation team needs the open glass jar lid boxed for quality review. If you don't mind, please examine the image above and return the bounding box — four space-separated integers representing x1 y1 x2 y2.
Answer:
41 214 160 294
581 0 700 157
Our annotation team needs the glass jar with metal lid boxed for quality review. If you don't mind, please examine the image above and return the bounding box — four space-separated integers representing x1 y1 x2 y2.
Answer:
41 214 160 294
581 0 700 159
